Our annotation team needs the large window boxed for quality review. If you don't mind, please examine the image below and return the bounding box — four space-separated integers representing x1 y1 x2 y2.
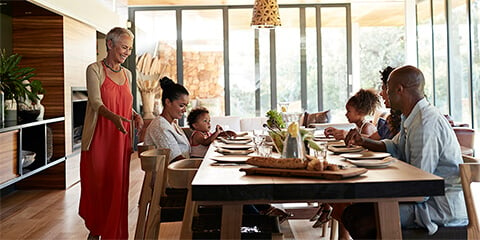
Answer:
228 9 255 117
130 4 405 122
448 0 471 126
182 10 225 116
416 0 476 128
473 0 480 133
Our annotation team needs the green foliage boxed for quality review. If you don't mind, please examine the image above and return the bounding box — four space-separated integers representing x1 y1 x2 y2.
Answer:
265 110 286 129
268 128 321 153
0 49 40 102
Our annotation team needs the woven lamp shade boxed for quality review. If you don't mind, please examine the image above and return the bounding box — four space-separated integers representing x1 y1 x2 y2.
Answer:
251 0 281 28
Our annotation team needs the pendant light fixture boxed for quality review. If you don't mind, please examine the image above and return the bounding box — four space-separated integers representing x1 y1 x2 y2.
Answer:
250 0 281 28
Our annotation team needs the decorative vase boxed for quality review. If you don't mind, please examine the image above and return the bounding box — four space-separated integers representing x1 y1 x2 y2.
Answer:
4 99 17 122
36 94 45 120
141 91 155 120
281 122 306 160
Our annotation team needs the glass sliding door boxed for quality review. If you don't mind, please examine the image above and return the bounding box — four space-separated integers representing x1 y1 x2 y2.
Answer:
305 7 320 113
320 6 349 121
134 10 177 116
275 8 301 112
432 0 448 114
132 4 352 121
228 9 255 117
473 0 480 130
416 0 434 101
448 0 471 125
182 10 225 116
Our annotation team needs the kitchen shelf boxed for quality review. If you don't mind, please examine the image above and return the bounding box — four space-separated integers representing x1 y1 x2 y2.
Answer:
0 117 65 189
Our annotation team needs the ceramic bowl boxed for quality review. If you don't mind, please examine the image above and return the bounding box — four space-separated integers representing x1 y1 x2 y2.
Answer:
18 110 40 122
22 150 36 168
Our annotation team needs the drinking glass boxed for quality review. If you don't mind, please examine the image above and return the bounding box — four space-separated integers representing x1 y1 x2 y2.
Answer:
258 144 273 157
314 142 328 160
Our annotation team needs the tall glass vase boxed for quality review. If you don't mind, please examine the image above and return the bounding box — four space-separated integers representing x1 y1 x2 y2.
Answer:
281 121 306 160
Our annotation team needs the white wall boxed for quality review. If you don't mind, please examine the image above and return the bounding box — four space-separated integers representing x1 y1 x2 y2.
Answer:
29 0 126 34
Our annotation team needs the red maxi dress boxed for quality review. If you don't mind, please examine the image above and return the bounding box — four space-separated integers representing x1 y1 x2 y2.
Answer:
79 66 132 239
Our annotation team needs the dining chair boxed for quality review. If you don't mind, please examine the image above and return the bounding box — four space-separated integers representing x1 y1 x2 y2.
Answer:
167 158 202 239
134 148 170 240
137 141 155 158
454 127 476 156
459 163 480 240
463 155 480 164
401 161 477 239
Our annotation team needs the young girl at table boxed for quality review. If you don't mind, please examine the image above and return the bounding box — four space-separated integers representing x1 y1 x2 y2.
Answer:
187 107 235 157
324 88 380 140
314 88 380 238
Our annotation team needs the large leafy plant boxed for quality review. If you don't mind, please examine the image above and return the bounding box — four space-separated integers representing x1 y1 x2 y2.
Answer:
0 49 40 102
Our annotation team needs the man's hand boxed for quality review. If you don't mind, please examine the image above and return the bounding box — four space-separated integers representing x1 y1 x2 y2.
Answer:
344 128 364 147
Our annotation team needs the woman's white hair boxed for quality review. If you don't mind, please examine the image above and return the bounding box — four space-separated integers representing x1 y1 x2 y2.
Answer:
105 27 134 49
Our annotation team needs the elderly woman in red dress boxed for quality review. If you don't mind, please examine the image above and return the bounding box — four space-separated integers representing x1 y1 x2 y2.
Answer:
79 27 143 240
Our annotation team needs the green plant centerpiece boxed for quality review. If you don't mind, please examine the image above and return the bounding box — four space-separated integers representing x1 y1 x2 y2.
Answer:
265 110 321 154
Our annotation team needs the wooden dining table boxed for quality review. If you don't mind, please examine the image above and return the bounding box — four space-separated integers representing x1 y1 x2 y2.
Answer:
182 143 445 239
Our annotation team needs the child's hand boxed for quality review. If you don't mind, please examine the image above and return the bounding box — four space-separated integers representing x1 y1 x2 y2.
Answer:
215 125 223 133
324 127 336 137
324 127 346 140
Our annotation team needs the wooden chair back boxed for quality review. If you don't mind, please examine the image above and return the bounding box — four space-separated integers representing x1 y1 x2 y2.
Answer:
135 148 168 240
463 155 480 163
454 127 475 156
137 142 155 159
459 163 480 240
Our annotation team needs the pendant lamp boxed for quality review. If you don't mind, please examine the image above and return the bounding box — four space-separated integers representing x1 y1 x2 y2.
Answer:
250 0 281 28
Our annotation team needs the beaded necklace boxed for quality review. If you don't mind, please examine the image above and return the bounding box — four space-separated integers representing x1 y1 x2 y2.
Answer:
103 59 122 73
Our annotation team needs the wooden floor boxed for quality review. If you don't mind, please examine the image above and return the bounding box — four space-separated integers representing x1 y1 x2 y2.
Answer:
0 152 332 240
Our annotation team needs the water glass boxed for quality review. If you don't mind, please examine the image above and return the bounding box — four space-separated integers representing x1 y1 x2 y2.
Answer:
314 142 327 160
258 144 273 157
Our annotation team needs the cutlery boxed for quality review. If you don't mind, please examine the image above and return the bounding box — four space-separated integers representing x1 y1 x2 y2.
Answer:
211 162 244 166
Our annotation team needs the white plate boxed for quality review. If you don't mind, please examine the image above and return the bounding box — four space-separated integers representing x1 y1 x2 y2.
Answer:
210 155 250 163
346 158 395 168
314 136 337 142
327 144 364 153
218 137 252 144
216 148 255 155
217 143 255 150
340 152 391 160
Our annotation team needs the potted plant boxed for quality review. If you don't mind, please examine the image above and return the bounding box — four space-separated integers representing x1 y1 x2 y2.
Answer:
0 49 40 121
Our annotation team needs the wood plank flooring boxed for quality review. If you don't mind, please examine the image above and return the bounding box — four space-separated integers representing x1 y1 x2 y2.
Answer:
0 152 331 240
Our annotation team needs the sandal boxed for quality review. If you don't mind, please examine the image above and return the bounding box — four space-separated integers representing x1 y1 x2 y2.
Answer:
310 203 327 221
312 204 333 228
263 206 292 224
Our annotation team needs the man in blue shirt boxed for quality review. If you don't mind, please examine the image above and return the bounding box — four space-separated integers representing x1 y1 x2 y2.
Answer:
342 65 467 238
